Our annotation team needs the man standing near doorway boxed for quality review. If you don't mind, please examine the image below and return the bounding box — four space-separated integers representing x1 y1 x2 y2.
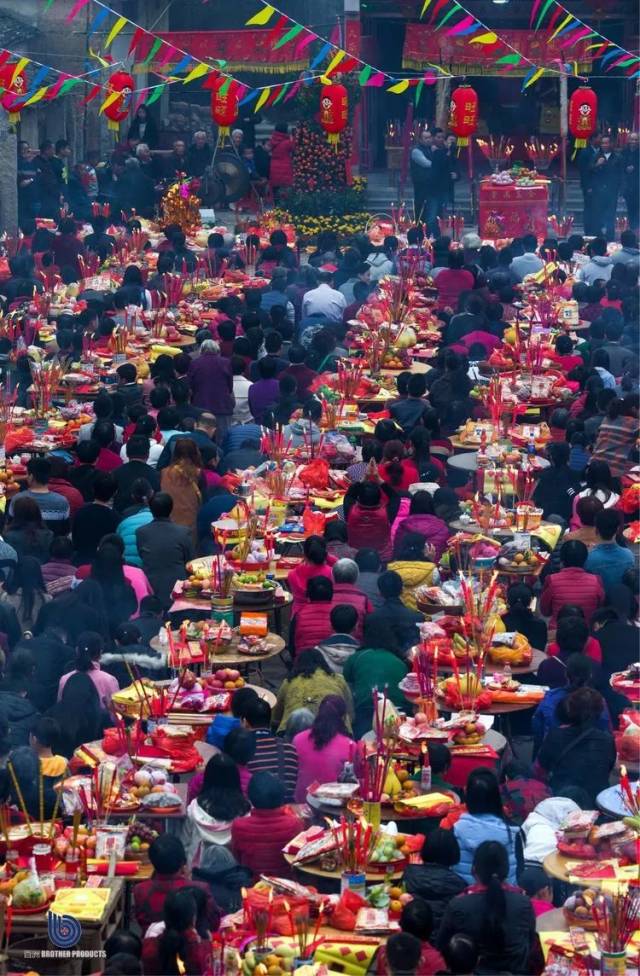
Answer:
410 128 433 229
621 132 639 234
590 135 622 242
578 133 600 236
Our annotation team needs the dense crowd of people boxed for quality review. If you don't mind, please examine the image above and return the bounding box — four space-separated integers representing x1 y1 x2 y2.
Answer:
0 176 637 974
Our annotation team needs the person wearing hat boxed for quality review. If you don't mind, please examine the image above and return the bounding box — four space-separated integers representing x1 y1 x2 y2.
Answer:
301 269 347 324
518 866 554 918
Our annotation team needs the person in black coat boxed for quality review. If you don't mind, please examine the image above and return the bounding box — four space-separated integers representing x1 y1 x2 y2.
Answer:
136 493 194 607
620 132 639 234
438 841 543 976
364 571 425 655
536 686 616 804
532 442 577 523
589 136 622 242
403 829 466 939
127 106 159 149
591 608 639 678
578 135 601 237
112 436 160 514
0 649 39 750
18 625 74 712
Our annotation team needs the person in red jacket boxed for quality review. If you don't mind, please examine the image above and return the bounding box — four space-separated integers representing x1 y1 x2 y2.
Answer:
141 888 208 976
540 540 605 628
231 771 302 880
287 535 335 613
346 482 393 562
269 124 294 200
290 576 334 656
330 558 372 643
375 898 445 976
133 834 221 935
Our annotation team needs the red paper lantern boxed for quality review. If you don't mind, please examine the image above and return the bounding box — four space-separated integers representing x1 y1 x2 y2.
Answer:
319 83 348 147
0 63 28 124
103 70 135 133
448 84 478 148
211 78 239 143
568 86 598 152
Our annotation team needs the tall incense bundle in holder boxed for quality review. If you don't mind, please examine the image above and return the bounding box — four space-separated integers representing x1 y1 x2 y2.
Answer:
265 466 295 500
129 229 149 255
77 252 100 280
390 203 413 235
549 214 574 238
0 383 16 444
477 136 514 173
445 572 500 710
30 360 64 418
616 216 629 235
91 201 110 219
524 138 559 171
367 326 393 376
436 214 465 242
285 901 325 962
160 176 201 236
209 537 234 601
110 326 130 360
235 500 260 563
617 765 640 823
260 428 293 465
242 887 273 953
321 394 342 431
336 360 364 399
414 637 439 725
162 273 185 307
351 689 399 829
591 889 640 961
331 813 377 874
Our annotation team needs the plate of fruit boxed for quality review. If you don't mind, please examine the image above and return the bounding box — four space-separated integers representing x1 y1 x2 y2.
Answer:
562 889 598 930
125 822 158 861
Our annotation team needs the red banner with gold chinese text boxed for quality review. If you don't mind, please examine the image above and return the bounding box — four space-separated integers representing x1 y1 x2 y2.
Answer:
154 30 309 75
403 27 592 76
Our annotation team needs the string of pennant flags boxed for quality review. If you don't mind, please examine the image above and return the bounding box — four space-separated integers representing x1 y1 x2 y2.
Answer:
2 0 635 125
529 0 640 79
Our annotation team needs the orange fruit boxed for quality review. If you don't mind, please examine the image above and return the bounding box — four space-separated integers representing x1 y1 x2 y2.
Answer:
390 899 402 913
389 887 403 899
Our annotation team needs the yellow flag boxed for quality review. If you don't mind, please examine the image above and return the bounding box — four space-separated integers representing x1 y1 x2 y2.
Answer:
105 15 128 48
550 14 573 40
319 75 332 85
388 79 410 94
89 46 111 68
470 32 497 44
325 50 346 74
24 86 49 106
523 67 545 88
11 58 29 86
182 62 209 85
245 6 275 26
99 90 121 114
420 0 433 16
254 87 272 112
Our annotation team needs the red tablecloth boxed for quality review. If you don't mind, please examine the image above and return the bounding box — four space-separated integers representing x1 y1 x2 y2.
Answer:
478 181 549 240
446 746 499 788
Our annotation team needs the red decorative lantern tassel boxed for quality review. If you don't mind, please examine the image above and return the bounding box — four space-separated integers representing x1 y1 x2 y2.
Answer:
211 78 239 144
0 64 27 124
568 85 598 155
319 83 348 149
103 70 135 134
448 84 478 149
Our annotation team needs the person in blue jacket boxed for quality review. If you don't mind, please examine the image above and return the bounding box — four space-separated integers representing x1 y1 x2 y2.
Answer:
532 653 610 756
453 768 517 885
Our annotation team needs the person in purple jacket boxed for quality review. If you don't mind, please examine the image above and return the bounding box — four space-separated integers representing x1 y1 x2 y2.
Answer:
187 339 234 443
393 491 451 561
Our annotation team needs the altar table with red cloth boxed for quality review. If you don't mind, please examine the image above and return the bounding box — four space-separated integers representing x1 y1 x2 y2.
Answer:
478 180 549 240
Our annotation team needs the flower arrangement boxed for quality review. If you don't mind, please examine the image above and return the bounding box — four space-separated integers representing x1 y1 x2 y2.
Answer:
269 207 372 245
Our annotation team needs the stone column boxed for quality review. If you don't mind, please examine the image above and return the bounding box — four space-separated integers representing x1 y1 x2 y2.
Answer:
435 77 452 130
0 114 18 233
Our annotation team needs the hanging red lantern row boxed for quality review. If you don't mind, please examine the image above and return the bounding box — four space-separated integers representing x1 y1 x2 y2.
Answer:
0 63 28 124
568 85 598 153
103 70 135 133
448 84 478 148
211 77 239 143
319 83 348 148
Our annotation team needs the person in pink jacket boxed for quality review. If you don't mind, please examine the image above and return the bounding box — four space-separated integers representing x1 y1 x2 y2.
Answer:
393 491 451 561
287 535 336 613
293 695 353 802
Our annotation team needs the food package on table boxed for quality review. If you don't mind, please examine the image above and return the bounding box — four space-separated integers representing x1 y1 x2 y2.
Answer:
314 940 378 975
239 612 268 637
111 679 159 718
488 632 532 666
50 886 110 921
299 459 330 491
12 875 48 909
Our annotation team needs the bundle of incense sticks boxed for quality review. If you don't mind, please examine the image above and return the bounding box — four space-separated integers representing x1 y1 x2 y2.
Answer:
94 763 118 824
6 761 32 835
162 273 184 306
336 360 364 399
130 229 148 254
618 765 640 817
285 900 325 961
0 382 16 428
30 359 65 416
77 252 100 280
507 468 536 505
110 326 130 356
592 889 640 953
265 467 295 500
320 395 342 431
260 428 293 464
91 201 111 218
0 806 11 850
413 646 437 699
242 887 273 951
332 815 376 873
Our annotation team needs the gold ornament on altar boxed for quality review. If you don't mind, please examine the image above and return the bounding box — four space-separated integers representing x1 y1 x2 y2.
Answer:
160 174 201 235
